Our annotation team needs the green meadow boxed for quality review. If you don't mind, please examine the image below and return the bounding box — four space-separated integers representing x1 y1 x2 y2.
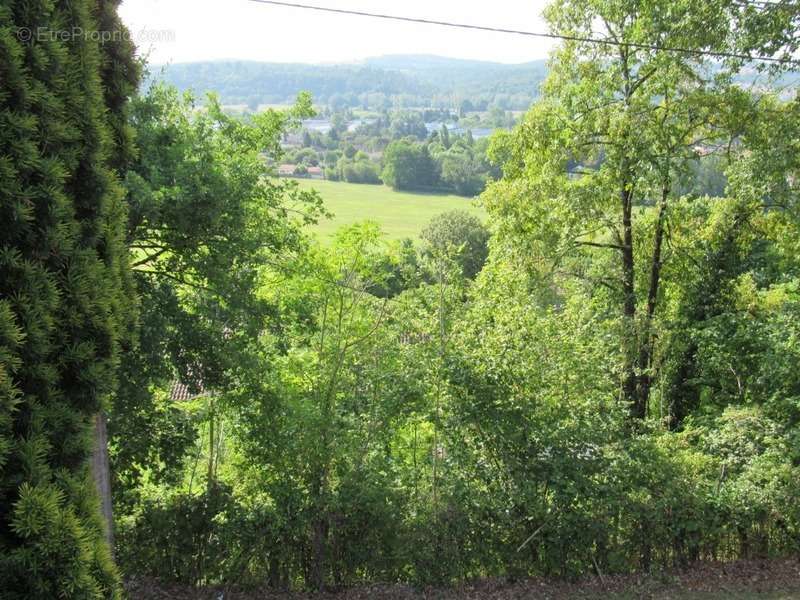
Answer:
295 179 486 243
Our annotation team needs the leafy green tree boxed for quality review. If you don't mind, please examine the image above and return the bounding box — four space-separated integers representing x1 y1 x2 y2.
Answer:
439 124 451 149
440 149 487 197
289 147 320 166
484 0 769 419
732 1 800 65
111 84 324 509
237 224 421 589
658 101 800 425
449 262 626 575
382 140 439 191
389 111 428 140
0 1 138 596
342 143 357 159
421 211 490 279
339 158 382 184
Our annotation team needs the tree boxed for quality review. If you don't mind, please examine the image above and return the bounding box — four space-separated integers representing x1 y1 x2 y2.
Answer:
421 211 490 279
382 140 439 191
439 124 451 149
440 149 487 197
339 158 382 184
242 224 414 590
389 111 428 140
660 95 800 427
0 1 139 596
732 1 800 66
111 84 324 510
343 143 357 159
484 0 767 420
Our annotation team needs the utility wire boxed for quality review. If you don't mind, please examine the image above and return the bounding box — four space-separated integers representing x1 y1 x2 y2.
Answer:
742 0 795 7
245 0 800 66
737 1 798 11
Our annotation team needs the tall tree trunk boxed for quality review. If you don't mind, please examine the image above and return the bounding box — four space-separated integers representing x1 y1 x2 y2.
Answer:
618 46 642 420
636 182 670 416
621 179 639 417
91 412 114 550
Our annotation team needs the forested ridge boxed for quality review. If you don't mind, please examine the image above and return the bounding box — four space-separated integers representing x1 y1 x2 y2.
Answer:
149 56 549 110
152 55 796 112
1 0 800 598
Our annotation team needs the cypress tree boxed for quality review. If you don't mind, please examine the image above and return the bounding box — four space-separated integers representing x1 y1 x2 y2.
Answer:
0 1 139 597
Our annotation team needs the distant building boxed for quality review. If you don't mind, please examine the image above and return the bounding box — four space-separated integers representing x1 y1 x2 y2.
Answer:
347 118 377 132
277 163 324 179
169 380 207 402
424 122 495 139
302 118 332 134
693 145 714 157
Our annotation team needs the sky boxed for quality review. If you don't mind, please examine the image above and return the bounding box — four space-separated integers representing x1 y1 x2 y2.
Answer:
118 0 556 65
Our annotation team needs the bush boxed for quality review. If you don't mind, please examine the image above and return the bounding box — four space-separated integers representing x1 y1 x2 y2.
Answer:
342 161 382 184
117 485 237 586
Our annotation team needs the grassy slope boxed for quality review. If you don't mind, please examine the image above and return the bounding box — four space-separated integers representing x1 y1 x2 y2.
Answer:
295 179 486 243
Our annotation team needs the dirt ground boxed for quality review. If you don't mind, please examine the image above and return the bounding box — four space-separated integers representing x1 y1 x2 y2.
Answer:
125 557 800 599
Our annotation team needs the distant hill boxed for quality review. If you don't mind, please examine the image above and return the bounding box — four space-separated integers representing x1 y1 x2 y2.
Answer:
363 54 545 72
364 55 548 102
147 55 549 111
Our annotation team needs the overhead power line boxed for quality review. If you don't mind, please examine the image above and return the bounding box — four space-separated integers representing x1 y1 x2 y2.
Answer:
742 0 795 7
245 0 800 66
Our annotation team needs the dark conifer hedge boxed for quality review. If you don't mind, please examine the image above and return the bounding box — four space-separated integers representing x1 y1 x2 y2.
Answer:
0 1 138 597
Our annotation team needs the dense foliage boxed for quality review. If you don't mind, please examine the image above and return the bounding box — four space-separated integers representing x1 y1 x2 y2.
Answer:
110 0 799 591
0 1 138 597
111 83 324 515
3 0 799 596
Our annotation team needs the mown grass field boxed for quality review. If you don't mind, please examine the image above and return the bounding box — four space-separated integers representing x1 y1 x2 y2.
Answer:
294 179 486 243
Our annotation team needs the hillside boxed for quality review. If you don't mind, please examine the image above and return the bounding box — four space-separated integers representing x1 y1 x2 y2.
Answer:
365 54 548 97
147 55 548 110
146 56 797 111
